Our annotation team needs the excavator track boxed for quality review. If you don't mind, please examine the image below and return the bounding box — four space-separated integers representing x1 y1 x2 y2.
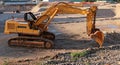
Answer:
41 31 55 41
8 36 54 49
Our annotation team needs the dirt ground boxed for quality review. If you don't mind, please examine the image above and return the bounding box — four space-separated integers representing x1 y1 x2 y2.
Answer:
0 3 120 65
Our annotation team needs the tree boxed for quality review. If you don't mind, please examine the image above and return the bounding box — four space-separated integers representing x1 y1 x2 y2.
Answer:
114 0 120 2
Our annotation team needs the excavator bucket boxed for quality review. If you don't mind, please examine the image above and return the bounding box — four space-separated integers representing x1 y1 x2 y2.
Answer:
87 6 104 48
90 31 104 48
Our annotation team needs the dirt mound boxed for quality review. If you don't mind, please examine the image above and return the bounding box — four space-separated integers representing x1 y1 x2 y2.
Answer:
30 3 43 12
114 4 120 17
105 32 120 45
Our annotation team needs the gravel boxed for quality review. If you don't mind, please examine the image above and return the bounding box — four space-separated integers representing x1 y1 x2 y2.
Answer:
41 32 120 65
43 45 120 65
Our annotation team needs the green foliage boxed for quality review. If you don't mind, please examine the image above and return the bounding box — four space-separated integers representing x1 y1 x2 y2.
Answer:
3 61 9 65
70 51 89 61
84 62 90 65
71 50 89 58
36 62 47 65
70 0 97 2
36 63 40 65
114 0 120 2
70 50 89 61
82 0 97 2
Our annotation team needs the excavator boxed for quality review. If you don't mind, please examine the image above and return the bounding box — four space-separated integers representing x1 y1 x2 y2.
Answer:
4 2 104 48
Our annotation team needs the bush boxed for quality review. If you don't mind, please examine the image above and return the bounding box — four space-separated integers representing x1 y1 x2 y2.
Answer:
71 50 89 58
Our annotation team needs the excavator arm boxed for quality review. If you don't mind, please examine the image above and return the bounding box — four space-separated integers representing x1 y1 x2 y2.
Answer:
86 6 104 47
32 2 104 47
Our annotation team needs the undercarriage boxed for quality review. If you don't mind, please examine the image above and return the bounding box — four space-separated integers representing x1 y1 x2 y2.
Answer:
8 31 55 49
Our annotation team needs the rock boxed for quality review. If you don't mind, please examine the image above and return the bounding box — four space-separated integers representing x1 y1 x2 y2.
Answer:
115 4 120 17
17 58 33 63
95 63 101 65
118 61 120 65
105 64 111 65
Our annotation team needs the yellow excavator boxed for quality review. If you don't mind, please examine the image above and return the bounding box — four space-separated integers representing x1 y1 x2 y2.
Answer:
4 2 104 48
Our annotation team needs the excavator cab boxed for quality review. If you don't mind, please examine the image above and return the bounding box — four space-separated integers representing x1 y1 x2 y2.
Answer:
24 12 37 29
